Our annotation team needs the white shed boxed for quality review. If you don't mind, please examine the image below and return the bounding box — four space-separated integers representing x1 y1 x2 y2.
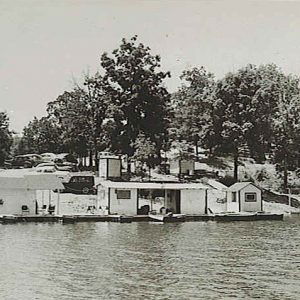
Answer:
227 182 263 213
0 174 64 216
97 180 210 216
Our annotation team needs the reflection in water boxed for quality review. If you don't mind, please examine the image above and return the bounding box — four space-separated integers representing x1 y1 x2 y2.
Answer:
0 218 299 300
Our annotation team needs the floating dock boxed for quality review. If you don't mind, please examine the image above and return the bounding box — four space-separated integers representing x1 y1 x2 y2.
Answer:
0 213 284 224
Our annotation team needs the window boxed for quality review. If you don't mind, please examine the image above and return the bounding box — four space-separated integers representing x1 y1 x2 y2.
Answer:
245 193 257 202
232 192 237 202
116 189 131 199
0 199 3 205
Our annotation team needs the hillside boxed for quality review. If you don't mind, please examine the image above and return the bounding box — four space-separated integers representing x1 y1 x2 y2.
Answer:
194 155 300 209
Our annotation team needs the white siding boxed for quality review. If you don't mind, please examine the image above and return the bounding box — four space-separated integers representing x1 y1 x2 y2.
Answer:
240 185 262 212
0 189 36 215
180 189 206 214
169 160 180 174
207 189 227 213
108 159 121 178
226 192 239 212
109 188 137 215
99 159 107 178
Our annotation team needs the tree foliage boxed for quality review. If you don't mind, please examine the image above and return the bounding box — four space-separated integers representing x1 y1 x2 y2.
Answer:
100 36 171 160
0 112 13 165
170 67 215 156
18 116 64 154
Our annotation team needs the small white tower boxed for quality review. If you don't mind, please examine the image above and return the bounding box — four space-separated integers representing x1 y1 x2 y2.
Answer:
98 152 122 179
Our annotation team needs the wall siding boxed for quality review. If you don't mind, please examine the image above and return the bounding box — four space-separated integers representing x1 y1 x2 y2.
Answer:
0 189 36 215
180 189 206 214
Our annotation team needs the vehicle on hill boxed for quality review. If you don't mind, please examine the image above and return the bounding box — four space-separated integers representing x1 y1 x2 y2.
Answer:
22 154 44 166
40 153 57 162
35 162 77 172
6 155 34 169
60 175 96 194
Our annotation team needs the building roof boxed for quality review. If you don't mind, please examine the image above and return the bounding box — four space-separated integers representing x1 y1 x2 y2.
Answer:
207 179 228 191
0 174 64 190
227 182 260 192
98 180 209 190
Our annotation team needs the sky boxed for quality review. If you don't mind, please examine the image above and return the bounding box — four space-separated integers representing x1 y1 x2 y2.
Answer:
1 0 300 133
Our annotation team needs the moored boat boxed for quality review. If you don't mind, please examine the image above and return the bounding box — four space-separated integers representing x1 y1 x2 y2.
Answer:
148 212 186 223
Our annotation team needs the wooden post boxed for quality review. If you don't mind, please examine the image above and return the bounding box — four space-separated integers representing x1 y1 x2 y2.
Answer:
57 189 60 215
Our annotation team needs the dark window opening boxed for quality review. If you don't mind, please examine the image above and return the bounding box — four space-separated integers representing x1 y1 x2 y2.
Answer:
245 193 257 202
116 189 131 199
232 192 237 202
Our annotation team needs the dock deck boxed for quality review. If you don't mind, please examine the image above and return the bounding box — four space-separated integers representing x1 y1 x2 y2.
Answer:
0 213 284 224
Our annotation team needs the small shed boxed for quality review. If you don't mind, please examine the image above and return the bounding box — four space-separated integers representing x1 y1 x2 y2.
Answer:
227 182 262 213
97 180 209 216
0 174 64 215
98 153 122 179
169 159 195 175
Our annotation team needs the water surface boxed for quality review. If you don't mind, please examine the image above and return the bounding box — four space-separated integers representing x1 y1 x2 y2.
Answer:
0 218 299 299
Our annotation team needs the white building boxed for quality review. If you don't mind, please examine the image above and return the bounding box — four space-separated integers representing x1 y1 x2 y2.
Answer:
169 159 195 175
0 174 64 215
206 179 228 214
97 181 210 216
226 182 263 213
98 153 122 179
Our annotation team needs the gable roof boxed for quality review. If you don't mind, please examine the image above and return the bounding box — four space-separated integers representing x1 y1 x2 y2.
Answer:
227 182 260 192
207 179 228 191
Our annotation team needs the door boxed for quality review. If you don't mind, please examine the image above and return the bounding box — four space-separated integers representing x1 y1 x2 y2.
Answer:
175 190 181 214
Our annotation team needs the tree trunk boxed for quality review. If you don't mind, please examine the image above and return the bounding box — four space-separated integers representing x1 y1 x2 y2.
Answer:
89 150 93 168
127 157 131 175
94 149 99 171
195 138 198 157
283 155 288 192
234 152 239 182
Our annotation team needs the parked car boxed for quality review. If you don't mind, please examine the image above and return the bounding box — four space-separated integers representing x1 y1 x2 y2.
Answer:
35 162 57 173
8 155 34 168
61 175 96 194
22 154 44 167
40 153 57 162
55 153 78 164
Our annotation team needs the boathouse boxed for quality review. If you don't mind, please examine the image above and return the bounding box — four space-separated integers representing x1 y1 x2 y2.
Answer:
226 182 262 212
97 181 210 215
0 174 64 215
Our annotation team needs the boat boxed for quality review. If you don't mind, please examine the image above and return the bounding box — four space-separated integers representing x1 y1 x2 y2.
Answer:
148 212 186 223
213 212 284 222
1 215 18 224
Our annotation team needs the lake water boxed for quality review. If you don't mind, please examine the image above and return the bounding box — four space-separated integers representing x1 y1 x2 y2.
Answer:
0 217 299 300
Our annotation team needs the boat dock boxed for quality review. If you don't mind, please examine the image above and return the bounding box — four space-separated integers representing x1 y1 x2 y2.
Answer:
0 213 284 224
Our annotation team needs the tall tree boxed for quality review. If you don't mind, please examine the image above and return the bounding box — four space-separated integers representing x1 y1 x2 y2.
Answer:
271 76 300 191
210 65 261 180
18 116 64 154
47 78 110 166
100 36 171 163
170 67 215 156
0 112 12 165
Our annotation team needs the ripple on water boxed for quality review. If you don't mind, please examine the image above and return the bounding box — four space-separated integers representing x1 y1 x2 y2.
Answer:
0 218 299 300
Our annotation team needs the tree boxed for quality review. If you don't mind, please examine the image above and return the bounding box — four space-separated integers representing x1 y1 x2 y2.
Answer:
132 133 159 178
271 76 300 191
170 67 215 156
0 112 13 165
18 116 64 154
210 65 261 180
100 36 171 164
47 78 110 167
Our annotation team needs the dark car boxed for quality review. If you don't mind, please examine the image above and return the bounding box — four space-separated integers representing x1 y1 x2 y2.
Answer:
62 175 96 194
9 155 34 168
